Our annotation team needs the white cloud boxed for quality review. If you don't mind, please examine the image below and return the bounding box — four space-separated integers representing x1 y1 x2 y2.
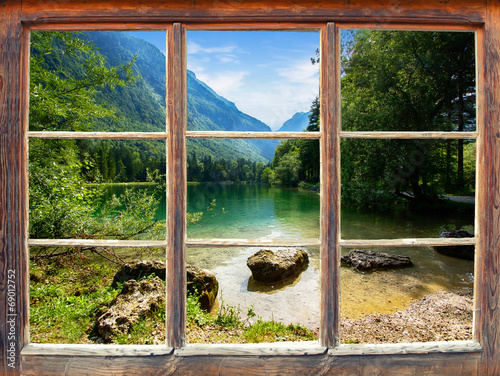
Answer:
277 60 319 85
195 70 249 97
187 41 238 55
236 82 318 130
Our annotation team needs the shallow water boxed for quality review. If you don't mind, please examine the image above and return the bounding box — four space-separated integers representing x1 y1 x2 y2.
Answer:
112 183 475 328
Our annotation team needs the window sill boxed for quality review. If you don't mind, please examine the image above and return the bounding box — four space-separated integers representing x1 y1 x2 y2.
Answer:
329 340 482 356
21 343 174 357
21 340 481 359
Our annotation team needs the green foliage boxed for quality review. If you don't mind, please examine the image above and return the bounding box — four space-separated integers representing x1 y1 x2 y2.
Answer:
272 152 302 187
265 98 320 188
187 151 271 183
339 30 475 209
243 320 316 343
30 31 135 132
29 255 119 343
29 139 98 239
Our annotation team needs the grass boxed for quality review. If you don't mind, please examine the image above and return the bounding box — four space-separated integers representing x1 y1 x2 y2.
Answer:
29 253 119 343
30 251 317 345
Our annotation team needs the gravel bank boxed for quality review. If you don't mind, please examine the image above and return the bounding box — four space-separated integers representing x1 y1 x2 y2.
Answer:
340 289 473 344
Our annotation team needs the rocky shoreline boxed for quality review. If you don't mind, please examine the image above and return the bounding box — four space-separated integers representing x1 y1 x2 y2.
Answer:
340 289 473 344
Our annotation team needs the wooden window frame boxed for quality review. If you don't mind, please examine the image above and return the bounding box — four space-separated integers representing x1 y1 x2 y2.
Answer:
1 1 499 374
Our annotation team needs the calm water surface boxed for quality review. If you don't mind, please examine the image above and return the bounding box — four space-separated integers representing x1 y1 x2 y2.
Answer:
111 183 475 327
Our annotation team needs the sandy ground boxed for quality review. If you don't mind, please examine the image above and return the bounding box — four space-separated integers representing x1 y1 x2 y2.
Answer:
340 289 473 344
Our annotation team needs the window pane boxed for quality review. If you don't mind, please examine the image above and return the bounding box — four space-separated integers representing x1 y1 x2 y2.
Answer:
29 246 166 344
186 247 319 344
187 30 320 132
341 139 475 239
29 139 166 240
341 30 476 132
340 246 474 344
30 31 166 132
187 139 320 240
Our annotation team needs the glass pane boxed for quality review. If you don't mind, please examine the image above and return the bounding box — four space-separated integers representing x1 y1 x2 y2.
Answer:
29 139 166 240
341 139 475 239
187 30 320 132
341 30 476 132
340 246 474 344
186 247 319 343
30 31 166 132
187 139 320 240
29 246 166 344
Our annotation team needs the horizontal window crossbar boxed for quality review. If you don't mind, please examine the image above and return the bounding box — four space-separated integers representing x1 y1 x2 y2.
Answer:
28 238 322 248
340 237 477 247
28 239 167 248
28 131 168 140
28 131 476 140
186 131 321 139
340 131 478 139
186 238 321 247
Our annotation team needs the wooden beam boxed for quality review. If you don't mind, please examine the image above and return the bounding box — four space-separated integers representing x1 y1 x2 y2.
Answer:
340 237 477 248
0 2 27 375
319 22 340 349
476 1 500 374
28 131 168 140
340 131 478 139
165 23 186 349
20 343 482 375
20 0 486 25
186 131 321 139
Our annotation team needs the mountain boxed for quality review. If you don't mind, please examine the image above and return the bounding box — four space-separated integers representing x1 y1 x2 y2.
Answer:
82 31 276 161
276 111 311 132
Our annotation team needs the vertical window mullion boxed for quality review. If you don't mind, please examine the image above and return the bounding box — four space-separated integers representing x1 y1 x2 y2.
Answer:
165 23 187 348
319 22 341 348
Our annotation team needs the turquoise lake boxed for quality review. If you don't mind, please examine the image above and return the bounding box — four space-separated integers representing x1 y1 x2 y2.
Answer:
107 183 475 328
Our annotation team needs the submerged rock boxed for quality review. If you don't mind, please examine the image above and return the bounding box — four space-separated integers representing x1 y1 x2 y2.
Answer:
341 249 413 273
247 248 309 284
111 260 218 310
97 277 165 342
433 229 475 261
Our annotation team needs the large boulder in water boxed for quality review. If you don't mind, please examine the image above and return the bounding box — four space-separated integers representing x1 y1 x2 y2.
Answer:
341 249 413 273
97 277 165 342
247 248 309 284
111 260 218 310
432 229 475 261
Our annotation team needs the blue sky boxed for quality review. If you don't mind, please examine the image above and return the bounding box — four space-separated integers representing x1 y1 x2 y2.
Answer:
129 30 319 130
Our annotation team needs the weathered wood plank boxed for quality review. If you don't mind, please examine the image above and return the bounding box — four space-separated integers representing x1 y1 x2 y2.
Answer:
28 130 478 140
29 131 168 139
28 237 475 249
20 0 486 24
0 2 27 375
340 131 478 139
20 350 481 375
21 344 173 357
331 340 482 356
27 238 321 248
340 237 477 248
186 131 321 139
186 238 321 248
319 22 340 349
476 1 500 375
165 23 186 349
176 342 326 357
28 239 167 248
28 131 322 140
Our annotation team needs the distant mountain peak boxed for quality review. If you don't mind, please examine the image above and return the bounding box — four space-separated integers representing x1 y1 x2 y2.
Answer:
276 111 312 132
